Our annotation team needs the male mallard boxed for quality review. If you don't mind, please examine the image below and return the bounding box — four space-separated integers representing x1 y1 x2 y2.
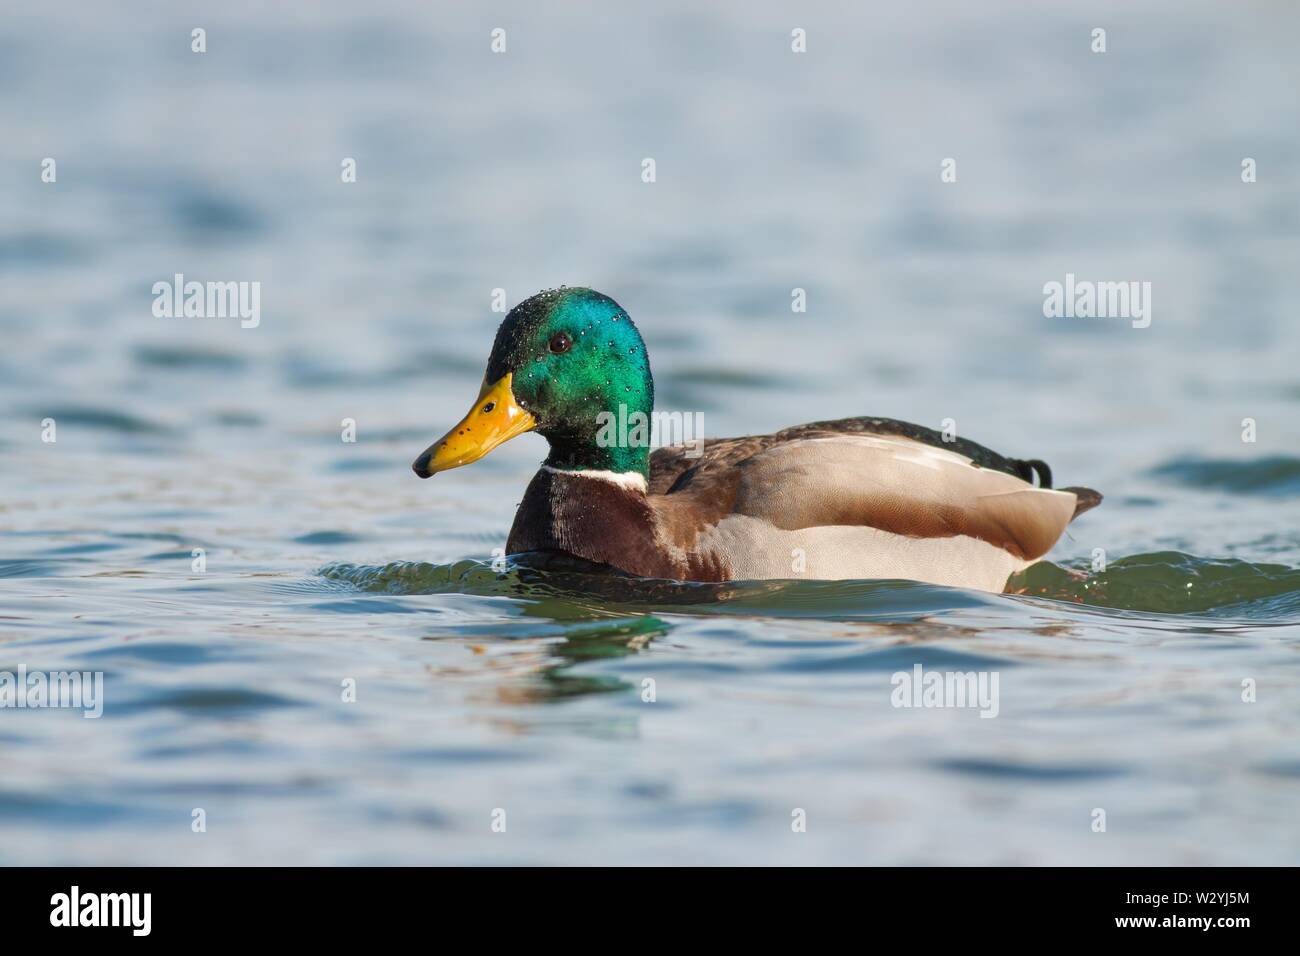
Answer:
413 288 1101 592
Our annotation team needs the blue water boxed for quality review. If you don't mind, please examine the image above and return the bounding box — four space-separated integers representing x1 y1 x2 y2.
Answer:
1 0 1298 864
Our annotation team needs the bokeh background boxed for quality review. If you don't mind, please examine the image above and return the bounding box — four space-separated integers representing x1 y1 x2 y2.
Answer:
1 0 1298 864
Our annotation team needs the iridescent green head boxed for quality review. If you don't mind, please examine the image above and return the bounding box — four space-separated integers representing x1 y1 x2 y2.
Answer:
412 288 655 480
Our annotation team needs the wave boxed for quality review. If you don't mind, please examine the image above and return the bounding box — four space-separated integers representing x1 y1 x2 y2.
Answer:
1152 456 1300 496
320 550 1300 621
1011 551 1300 617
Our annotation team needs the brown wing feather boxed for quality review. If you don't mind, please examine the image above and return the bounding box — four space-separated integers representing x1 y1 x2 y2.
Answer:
649 419 1099 562
650 415 1055 491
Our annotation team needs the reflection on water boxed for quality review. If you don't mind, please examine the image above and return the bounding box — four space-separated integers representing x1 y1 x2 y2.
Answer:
2 0 1300 864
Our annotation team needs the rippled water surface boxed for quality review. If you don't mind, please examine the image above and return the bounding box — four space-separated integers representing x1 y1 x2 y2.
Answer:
2 0 1299 864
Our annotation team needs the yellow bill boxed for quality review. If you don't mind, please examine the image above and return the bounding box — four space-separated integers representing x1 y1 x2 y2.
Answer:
412 373 537 478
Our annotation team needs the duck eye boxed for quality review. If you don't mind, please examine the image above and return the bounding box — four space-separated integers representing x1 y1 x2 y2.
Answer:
549 332 572 354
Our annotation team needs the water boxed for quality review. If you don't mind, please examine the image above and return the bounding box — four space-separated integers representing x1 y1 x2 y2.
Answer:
2 0 1299 865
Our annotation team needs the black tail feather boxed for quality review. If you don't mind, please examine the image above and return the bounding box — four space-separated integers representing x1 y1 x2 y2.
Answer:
1014 458 1053 489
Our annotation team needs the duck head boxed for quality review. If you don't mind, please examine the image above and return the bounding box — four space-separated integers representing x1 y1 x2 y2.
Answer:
412 287 655 480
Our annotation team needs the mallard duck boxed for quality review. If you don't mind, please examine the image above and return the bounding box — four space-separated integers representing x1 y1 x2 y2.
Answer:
413 288 1101 592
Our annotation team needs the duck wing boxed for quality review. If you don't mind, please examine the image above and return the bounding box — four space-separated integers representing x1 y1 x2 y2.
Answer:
648 417 1101 589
